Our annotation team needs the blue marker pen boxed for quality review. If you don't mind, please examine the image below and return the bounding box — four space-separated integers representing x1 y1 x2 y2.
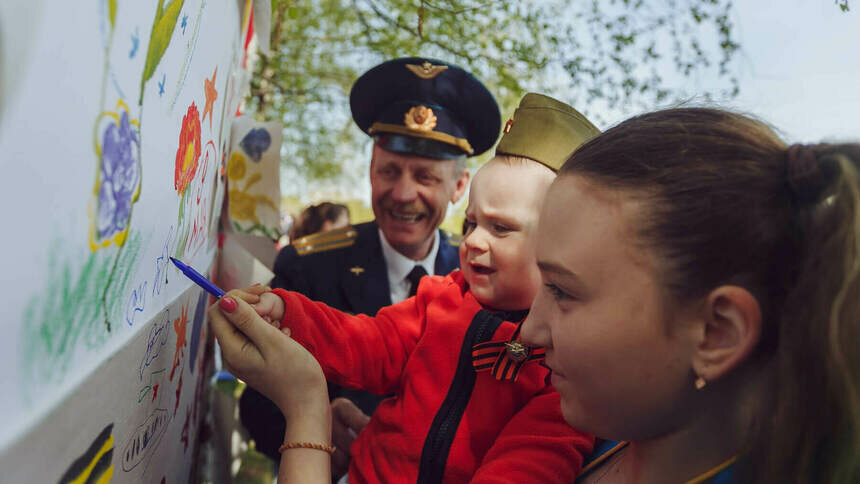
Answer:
169 257 226 298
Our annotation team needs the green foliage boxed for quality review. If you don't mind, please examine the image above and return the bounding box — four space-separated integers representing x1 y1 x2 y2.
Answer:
249 0 745 184
140 0 185 104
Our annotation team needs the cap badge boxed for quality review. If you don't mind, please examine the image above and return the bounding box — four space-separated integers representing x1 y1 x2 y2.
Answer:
349 266 365 276
405 61 448 79
404 105 437 132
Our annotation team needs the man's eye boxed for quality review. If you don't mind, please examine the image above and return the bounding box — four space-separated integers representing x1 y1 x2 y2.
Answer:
544 283 571 301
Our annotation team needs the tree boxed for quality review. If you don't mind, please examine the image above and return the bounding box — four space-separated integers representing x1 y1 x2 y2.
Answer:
249 0 745 185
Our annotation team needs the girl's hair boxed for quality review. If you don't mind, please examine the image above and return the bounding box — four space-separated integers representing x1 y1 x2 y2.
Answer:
560 107 860 483
288 202 350 240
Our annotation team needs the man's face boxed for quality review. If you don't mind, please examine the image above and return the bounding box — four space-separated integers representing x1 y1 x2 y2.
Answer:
370 144 468 259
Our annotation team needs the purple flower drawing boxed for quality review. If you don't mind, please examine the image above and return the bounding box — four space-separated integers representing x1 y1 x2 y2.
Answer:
90 100 141 250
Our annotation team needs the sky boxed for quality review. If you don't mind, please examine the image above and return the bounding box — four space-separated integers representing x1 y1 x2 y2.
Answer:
642 0 860 143
284 0 860 206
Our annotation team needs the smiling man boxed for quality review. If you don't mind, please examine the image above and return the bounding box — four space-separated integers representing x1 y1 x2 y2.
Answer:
240 57 500 462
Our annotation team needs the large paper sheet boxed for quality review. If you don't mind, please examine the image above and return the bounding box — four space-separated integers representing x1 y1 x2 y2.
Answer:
0 0 260 479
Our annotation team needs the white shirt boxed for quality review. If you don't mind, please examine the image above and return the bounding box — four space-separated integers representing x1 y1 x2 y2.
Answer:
378 229 439 304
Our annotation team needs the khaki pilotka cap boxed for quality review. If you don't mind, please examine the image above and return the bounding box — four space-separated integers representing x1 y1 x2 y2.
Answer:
495 92 601 172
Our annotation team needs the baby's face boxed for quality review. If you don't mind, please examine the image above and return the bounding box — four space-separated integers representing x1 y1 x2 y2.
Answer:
460 158 555 310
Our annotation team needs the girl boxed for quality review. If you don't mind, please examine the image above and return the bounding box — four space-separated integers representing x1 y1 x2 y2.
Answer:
522 107 859 483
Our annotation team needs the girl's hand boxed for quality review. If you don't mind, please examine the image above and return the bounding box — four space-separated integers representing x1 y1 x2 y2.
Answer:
208 291 327 417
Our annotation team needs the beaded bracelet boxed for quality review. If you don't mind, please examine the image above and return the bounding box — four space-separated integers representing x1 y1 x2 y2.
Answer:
278 441 336 454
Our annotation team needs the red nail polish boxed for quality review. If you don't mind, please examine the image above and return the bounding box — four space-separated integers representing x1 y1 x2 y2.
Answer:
219 296 237 312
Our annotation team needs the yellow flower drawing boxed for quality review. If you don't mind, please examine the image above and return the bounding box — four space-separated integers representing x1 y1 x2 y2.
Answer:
228 168 277 225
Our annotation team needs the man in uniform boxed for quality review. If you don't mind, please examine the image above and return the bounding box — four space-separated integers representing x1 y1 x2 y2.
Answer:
240 57 501 462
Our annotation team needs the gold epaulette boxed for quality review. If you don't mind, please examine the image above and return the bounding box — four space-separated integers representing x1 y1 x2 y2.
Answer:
292 226 358 256
444 231 462 247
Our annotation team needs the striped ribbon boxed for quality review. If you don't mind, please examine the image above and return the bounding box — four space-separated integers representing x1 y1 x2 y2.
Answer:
471 323 545 382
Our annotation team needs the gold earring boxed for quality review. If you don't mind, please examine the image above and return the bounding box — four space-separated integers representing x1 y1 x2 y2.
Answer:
694 376 707 390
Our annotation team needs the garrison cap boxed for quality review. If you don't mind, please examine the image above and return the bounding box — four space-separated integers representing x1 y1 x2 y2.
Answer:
496 93 600 172
350 57 501 160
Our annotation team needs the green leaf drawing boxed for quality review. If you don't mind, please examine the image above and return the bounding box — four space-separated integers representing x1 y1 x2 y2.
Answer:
139 0 185 104
108 0 117 30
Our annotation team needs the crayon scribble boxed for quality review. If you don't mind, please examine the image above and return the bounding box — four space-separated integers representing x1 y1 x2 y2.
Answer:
121 408 169 472
174 373 183 416
21 231 147 398
125 280 148 327
202 67 217 130
139 310 170 381
158 73 166 97
169 300 189 381
58 423 114 483
130 27 140 58
137 368 166 404
181 14 188 34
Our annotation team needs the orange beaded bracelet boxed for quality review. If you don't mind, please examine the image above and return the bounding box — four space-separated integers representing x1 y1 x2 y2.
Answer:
278 441 336 454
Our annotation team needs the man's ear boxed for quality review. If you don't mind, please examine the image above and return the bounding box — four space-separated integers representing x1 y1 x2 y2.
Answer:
450 169 470 204
692 285 762 384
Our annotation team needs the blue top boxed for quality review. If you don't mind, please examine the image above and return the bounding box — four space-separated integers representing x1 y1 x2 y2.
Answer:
576 440 735 484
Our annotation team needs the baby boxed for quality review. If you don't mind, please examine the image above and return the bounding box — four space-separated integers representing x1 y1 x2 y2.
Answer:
253 93 601 483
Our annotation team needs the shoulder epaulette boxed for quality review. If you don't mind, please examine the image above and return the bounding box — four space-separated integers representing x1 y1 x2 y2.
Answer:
444 230 462 247
292 226 358 256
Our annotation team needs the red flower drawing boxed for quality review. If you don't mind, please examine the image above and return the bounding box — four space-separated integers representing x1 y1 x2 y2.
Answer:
174 102 201 195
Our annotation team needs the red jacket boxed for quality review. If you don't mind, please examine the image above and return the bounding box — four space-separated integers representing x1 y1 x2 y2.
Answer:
274 271 593 483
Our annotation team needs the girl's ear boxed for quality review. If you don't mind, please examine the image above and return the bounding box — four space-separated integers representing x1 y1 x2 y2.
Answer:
691 285 762 384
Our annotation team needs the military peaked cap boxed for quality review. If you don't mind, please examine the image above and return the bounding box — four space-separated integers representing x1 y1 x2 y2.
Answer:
350 57 501 159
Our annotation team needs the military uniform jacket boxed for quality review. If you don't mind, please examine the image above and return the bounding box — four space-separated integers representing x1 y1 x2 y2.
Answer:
272 271 593 484
272 221 461 316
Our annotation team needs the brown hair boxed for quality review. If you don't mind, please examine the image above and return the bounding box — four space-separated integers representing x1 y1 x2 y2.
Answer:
560 108 860 483
288 202 350 240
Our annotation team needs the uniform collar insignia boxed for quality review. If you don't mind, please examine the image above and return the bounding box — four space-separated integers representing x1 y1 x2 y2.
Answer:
349 266 365 276
405 61 448 79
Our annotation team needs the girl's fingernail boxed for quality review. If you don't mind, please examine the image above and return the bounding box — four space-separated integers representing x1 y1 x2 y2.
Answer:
219 296 237 313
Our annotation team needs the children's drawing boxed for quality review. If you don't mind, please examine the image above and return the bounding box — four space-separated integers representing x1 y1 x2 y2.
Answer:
129 27 139 58
21 231 146 395
140 0 185 104
239 127 270 161
174 373 184 416
180 406 191 453
174 103 201 196
202 66 217 130
90 99 141 252
169 300 189 381
120 408 169 472
226 118 282 239
58 423 114 483
170 0 205 109
158 73 166 96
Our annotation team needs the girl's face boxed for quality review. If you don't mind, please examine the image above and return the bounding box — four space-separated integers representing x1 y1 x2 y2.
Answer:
521 175 699 441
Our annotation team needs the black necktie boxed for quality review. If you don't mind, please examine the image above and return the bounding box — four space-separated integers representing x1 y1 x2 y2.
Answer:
406 265 428 297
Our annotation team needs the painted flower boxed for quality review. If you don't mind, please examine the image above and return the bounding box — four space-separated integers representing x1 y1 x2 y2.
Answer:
227 152 247 181
90 100 141 250
175 102 201 195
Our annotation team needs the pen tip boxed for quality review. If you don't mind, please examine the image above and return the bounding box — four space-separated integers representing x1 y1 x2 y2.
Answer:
169 257 178 263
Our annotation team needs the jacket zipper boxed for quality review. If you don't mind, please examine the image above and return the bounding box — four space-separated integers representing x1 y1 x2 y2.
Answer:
416 309 504 484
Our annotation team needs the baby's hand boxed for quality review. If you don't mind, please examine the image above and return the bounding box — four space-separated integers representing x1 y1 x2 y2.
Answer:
253 292 285 328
